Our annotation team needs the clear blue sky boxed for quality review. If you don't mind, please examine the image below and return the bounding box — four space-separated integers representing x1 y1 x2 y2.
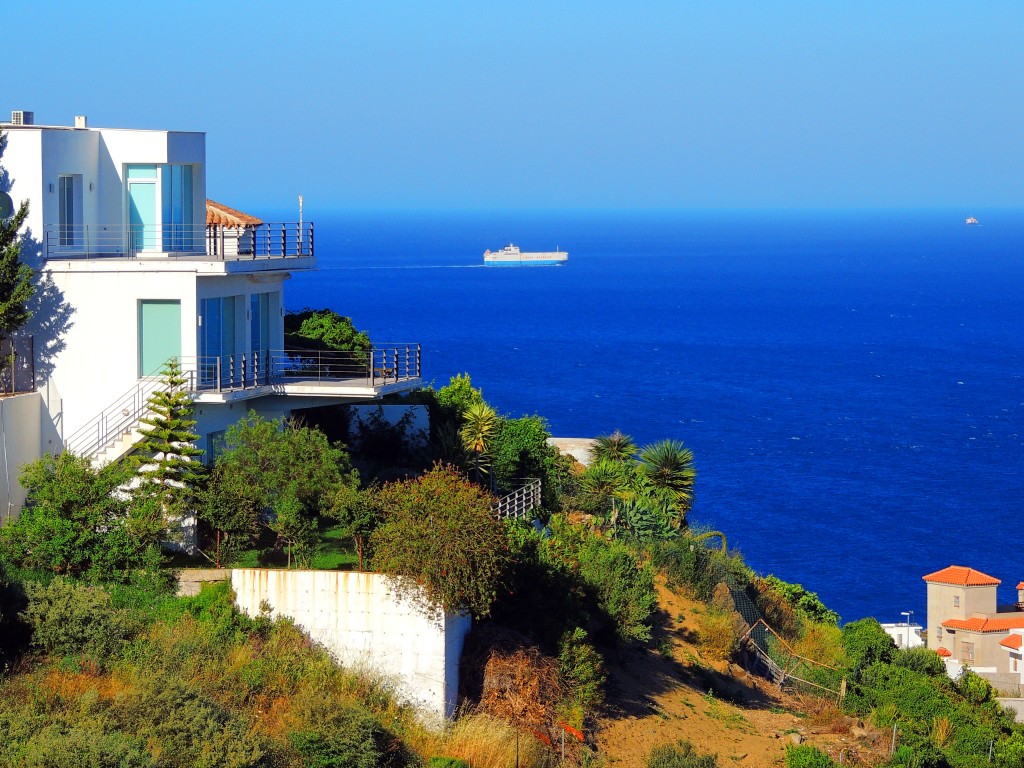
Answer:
6 1 1023 212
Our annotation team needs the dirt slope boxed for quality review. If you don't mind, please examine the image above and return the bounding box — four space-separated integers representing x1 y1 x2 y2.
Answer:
594 582 878 767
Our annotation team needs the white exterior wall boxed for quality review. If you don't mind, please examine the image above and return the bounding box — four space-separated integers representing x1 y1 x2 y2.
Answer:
2 130 45 244
0 392 45 522
231 569 472 722
46 265 198 437
880 623 924 650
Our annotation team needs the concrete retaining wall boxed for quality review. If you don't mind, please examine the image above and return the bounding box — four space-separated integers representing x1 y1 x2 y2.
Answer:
0 392 45 523
231 568 471 721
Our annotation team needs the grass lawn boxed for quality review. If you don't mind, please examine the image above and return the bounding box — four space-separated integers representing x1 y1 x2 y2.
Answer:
166 521 359 571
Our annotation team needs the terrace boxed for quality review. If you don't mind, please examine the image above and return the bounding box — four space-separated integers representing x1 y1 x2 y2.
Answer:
42 222 314 262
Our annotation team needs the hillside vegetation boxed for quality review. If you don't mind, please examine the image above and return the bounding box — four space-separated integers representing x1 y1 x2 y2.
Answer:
1 373 1022 767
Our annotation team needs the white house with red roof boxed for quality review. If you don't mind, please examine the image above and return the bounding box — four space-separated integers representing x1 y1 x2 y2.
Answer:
924 565 1024 693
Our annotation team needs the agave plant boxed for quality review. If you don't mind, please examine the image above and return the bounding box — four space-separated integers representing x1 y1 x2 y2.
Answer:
590 430 638 464
460 402 498 483
638 439 696 527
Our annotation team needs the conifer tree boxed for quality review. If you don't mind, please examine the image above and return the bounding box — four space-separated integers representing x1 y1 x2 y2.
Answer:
0 130 34 346
132 359 205 522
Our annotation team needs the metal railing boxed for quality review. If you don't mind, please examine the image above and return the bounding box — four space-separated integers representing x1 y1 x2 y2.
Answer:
0 336 34 395
64 375 164 459
494 478 542 519
43 222 314 261
177 345 421 393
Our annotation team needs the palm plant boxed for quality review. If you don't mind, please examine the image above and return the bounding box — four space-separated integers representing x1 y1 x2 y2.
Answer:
579 458 631 522
460 402 498 484
590 430 638 464
638 439 696 528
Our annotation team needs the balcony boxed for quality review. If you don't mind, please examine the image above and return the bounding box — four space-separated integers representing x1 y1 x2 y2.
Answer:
178 345 422 402
43 223 314 261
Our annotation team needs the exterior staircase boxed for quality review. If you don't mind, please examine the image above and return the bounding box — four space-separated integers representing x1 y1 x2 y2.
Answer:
64 377 163 466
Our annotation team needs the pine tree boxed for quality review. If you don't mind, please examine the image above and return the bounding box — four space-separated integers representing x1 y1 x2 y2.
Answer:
132 359 205 522
0 129 34 346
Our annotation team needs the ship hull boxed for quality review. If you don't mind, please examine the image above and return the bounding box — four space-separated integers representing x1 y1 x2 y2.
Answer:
484 251 568 267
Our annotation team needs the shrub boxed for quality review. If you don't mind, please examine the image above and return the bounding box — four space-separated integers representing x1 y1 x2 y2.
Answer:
995 731 1024 768
841 618 895 674
12 723 155 768
761 575 839 626
370 464 509 618
289 707 395 768
894 646 947 676
784 744 836 768
700 607 743 661
574 526 657 644
558 627 606 721
648 739 718 768
428 759 471 768
954 669 994 705
21 577 138 664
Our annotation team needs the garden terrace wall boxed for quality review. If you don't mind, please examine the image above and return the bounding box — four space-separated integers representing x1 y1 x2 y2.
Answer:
231 568 471 721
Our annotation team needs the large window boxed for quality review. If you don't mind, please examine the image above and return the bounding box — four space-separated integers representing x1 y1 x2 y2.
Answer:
125 163 197 253
961 642 974 664
250 292 272 353
138 300 181 377
58 175 81 247
199 296 238 388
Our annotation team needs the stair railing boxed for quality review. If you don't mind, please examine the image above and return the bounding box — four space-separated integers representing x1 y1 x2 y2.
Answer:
64 376 164 460
493 478 542 520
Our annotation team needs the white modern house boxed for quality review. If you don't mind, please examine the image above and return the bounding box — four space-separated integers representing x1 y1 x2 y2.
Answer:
0 111 421 516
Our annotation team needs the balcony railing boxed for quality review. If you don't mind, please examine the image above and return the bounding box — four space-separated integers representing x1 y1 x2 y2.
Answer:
176 345 421 393
43 223 314 261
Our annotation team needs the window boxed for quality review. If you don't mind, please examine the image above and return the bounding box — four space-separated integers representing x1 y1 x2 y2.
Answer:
953 595 960 609
1014 656 1019 673
206 430 226 466
58 175 81 246
961 642 974 664
250 292 271 353
936 626 943 641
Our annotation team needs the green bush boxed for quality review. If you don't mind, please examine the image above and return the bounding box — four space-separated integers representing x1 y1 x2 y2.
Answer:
893 646 946 676
784 745 836 768
573 525 657 644
370 464 510 618
21 578 138 664
288 703 399 768
648 739 718 768
428 759 470 768
762 575 839 626
559 626 606 719
12 722 155 768
841 618 895 674
891 735 949 768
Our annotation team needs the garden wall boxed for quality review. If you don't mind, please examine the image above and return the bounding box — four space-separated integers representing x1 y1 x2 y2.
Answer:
231 568 471 722
0 392 45 522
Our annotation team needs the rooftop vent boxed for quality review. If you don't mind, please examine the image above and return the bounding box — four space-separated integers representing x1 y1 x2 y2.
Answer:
11 110 34 126
74 115 87 129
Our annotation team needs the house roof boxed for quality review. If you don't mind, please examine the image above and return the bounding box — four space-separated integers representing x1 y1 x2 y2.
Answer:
923 566 1001 587
941 615 1024 633
999 634 1024 650
206 199 263 227
935 647 952 657
1017 582 1024 590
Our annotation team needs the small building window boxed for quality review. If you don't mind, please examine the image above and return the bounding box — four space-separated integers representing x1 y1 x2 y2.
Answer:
1014 656 1019 673
953 596 960 608
206 430 226 466
936 626 943 641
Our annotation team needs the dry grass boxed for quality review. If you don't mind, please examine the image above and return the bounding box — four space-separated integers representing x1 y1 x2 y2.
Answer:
791 622 845 669
930 716 954 748
410 713 550 768
699 608 743 661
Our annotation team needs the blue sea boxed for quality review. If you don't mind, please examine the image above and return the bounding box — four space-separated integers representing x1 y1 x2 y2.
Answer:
284 208 1024 626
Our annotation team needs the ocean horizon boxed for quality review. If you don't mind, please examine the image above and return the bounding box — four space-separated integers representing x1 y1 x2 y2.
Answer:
283 207 1024 626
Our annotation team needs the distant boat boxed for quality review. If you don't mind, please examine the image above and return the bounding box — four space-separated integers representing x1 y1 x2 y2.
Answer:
965 216 980 226
483 244 568 267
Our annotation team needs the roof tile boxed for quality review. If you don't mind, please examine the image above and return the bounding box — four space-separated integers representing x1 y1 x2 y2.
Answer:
206 199 263 227
923 565 1001 587
999 634 1024 650
935 647 952 657
942 615 1024 633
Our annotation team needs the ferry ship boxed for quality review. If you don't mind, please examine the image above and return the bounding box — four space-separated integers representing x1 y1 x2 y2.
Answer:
484 244 568 266
965 216 980 225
